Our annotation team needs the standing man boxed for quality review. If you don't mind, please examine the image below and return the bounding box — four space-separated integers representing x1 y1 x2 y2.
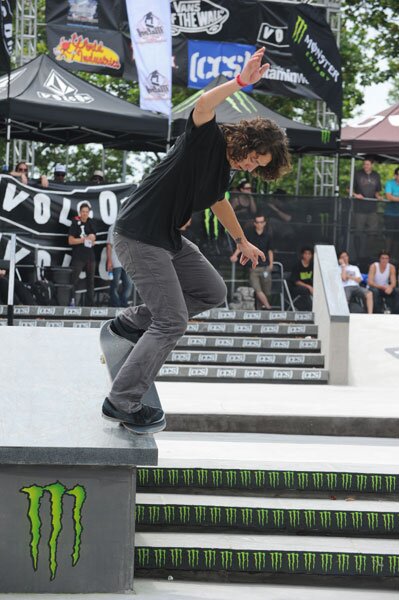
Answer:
68 203 96 306
107 222 133 307
384 167 399 261
352 157 383 259
289 247 314 311
231 214 273 309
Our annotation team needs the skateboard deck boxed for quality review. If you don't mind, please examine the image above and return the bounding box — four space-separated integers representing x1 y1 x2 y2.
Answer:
100 319 165 433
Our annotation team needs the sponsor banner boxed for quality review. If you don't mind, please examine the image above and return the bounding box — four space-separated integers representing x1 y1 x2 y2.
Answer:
0 0 14 73
126 0 172 116
0 175 132 280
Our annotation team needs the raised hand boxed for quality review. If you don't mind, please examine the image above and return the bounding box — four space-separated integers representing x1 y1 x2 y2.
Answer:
240 47 270 85
237 239 266 269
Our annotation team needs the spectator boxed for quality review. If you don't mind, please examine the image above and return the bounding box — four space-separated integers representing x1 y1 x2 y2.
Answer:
68 203 96 306
352 157 383 259
384 167 399 261
367 250 399 314
289 247 314 311
90 169 105 185
231 213 273 309
10 161 49 188
106 222 133 307
338 251 373 314
0 268 35 305
230 178 257 223
52 163 67 184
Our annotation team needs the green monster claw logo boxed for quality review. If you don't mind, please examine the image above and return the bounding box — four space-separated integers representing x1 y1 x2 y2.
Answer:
194 506 206 524
221 550 233 569
321 553 333 572
154 548 166 568
241 508 253 526
226 470 237 487
304 510 316 528
367 512 379 530
270 551 283 570
371 555 384 574
298 472 309 489
273 509 285 528
136 547 150 567
335 511 347 529
284 471 295 488
179 505 190 524
383 513 395 531
257 508 269 527
287 552 299 571
268 471 280 488
210 506 221 524
355 554 366 574
164 505 176 524
303 552 316 572
187 548 199 568
337 553 350 573
254 551 266 570
237 551 249 570
167 469 179 486
212 470 223 487
321 129 331 144
255 471 265 487
326 473 337 488
204 549 216 569
292 16 308 44
197 469 208 486
170 548 183 567
138 468 149 486
148 505 160 524
385 475 396 493
226 507 237 525
389 555 399 575
288 510 300 528
351 511 363 529
240 470 251 487
371 475 382 492
341 473 352 490
153 468 164 485
20 481 86 581
356 474 367 492
183 469 194 486
312 472 323 489
320 511 332 529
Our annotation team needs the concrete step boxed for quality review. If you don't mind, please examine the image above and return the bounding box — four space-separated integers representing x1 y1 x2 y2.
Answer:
168 350 325 367
136 494 399 537
158 364 328 383
186 322 318 337
177 335 321 352
135 532 399 584
192 309 313 323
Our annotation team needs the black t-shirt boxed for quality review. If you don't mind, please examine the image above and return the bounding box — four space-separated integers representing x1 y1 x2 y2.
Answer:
115 111 231 252
68 217 96 259
353 170 381 214
290 260 313 286
245 227 273 267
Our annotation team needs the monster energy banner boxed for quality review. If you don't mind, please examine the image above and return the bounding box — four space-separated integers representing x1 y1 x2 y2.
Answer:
0 0 14 73
0 175 132 278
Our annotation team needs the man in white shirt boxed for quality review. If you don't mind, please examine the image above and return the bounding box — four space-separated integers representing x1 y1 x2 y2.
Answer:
338 251 373 314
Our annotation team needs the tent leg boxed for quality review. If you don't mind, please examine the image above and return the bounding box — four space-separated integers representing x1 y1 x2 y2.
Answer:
349 156 355 197
295 155 302 195
122 151 127 182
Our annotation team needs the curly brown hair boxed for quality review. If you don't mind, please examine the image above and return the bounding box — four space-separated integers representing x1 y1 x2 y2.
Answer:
220 117 292 181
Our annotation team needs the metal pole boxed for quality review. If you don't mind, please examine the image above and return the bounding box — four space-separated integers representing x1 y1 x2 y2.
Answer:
349 155 355 196
295 155 302 196
230 261 236 302
7 234 16 326
122 151 127 182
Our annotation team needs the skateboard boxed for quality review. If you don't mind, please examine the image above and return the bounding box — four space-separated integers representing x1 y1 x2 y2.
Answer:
100 319 166 434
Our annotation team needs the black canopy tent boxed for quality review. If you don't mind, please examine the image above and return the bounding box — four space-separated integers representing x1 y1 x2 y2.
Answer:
0 54 168 148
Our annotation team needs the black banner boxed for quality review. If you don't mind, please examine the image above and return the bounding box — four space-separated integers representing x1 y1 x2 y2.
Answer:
0 175 133 280
0 0 14 74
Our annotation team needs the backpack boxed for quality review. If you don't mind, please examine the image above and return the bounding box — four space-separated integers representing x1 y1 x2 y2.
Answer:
31 279 56 306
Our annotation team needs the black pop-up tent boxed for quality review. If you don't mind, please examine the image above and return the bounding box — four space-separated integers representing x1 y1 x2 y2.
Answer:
0 54 168 148
172 76 339 154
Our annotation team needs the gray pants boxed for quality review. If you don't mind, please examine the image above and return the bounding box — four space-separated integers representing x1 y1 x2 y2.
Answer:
109 233 227 412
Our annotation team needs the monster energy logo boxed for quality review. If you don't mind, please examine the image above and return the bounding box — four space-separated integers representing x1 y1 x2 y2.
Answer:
273 509 285 528
321 129 331 144
304 510 316 528
383 513 395 531
167 469 179 486
270 551 283 570
320 511 332 529
371 555 384 574
298 472 309 489
337 553 350 573
148 505 160 524
20 481 86 580
268 471 280 488
240 470 251 487
356 474 367 492
321 553 333 572
254 551 266 570
284 471 295 488
304 552 316 572
183 469 194 486
351 512 363 529
187 548 199 568
226 470 237 487
204 549 216 568
312 472 324 489
153 468 164 485
326 473 337 489
170 548 183 567
210 506 221 524
164 505 176 524
355 554 367 574
137 547 150 566
194 506 206 524
371 475 382 492
241 508 253 526
385 475 396 493
257 509 269 527
154 548 167 568
196 469 208 486
179 506 190 524
367 512 379 530
255 470 265 487
341 473 353 490
226 507 237 525
287 552 299 571
136 504 145 523
237 551 249 570
288 510 300 528
221 550 233 569
292 15 308 43
335 511 347 529
138 468 149 486
212 470 223 487
389 555 399 575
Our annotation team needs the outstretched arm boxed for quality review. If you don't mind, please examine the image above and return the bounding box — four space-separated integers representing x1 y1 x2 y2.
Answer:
192 48 270 128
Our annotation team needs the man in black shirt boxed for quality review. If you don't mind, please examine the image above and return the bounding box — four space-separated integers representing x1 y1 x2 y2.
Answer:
289 247 314 311
352 157 383 259
68 203 96 306
101 47 292 433
231 214 273 309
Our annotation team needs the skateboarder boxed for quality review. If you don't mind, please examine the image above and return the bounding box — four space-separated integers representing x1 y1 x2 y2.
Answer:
102 47 291 432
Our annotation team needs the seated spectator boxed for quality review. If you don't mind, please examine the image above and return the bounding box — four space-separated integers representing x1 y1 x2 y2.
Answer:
368 250 399 314
68 203 96 306
230 179 257 224
0 268 35 305
106 222 133 308
230 213 273 310
338 251 373 314
51 163 67 185
384 167 399 261
10 161 48 188
289 247 314 311
90 169 105 185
